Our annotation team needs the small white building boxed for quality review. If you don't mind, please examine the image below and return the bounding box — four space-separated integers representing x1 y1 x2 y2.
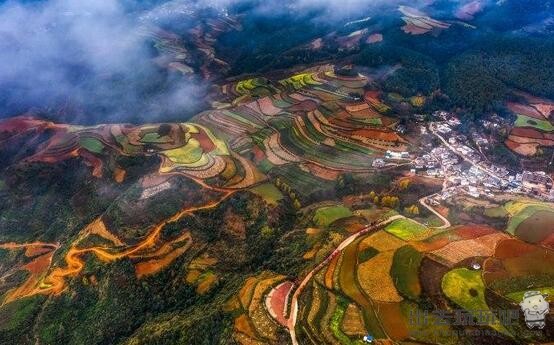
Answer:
385 150 410 160
372 159 386 168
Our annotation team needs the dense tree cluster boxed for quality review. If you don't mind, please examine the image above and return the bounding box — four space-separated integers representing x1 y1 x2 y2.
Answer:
355 44 440 97
443 37 554 113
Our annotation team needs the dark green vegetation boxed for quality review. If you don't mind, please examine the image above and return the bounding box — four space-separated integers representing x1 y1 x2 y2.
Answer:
390 245 423 301
0 1 553 344
354 44 440 97
354 34 554 116
0 295 46 344
0 186 298 345
444 38 554 113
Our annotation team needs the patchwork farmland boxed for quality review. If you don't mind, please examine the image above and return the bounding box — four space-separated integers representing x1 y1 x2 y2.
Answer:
505 96 554 156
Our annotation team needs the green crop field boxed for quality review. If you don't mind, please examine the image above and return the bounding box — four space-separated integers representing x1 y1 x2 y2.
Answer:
391 245 423 300
442 268 510 335
483 206 509 218
338 238 387 339
140 132 172 144
505 203 554 235
506 287 554 302
163 139 203 164
329 296 365 345
385 219 428 241
280 125 372 169
249 183 284 206
313 206 353 227
514 114 554 132
271 164 334 196
79 137 104 154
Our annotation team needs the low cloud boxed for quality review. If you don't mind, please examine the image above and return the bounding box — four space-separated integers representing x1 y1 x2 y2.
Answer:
2 0 533 124
0 0 208 123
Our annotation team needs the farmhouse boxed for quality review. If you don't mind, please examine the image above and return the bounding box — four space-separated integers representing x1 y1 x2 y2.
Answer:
372 158 386 168
385 150 409 160
521 171 553 192
467 186 480 198
447 117 461 126
394 124 407 134
436 124 452 134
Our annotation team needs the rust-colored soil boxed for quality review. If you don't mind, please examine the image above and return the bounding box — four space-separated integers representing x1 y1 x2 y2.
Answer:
375 302 409 340
324 254 340 289
135 233 192 278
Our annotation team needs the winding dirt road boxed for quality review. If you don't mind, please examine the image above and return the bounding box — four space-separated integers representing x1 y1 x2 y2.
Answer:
41 191 234 295
286 214 405 345
419 194 451 229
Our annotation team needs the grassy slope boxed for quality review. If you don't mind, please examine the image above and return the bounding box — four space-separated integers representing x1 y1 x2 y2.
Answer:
313 206 353 227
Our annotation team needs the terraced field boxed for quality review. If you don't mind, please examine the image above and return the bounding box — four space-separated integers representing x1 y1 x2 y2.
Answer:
505 97 554 155
4 65 552 345
279 206 554 345
198 65 412 189
492 200 554 248
227 272 287 344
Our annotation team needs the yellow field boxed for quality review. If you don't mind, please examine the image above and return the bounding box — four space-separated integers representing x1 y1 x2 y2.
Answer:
357 250 403 302
341 303 366 337
359 230 406 252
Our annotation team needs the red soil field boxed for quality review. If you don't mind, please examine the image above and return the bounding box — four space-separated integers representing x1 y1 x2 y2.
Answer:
454 224 497 239
504 139 522 152
304 162 341 181
455 0 483 20
265 281 294 327
514 210 554 244
510 127 546 139
375 302 409 340
256 97 282 116
507 102 544 119
415 225 496 253
492 238 536 259
324 254 340 289
542 232 554 249
532 103 554 118
191 128 216 152
402 23 429 35
364 90 381 103
113 167 126 183
511 135 554 146
0 116 63 133
24 246 52 258
484 239 554 289
251 145 266 162
287 100 318 112
412 237 450 252
351 128 403 142
366 33 383 44
78 149 104 178
141 174 172 188
3 250 56 304
511 127 554 140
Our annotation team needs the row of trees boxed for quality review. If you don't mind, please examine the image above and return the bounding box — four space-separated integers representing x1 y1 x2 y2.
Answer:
275 177 302 209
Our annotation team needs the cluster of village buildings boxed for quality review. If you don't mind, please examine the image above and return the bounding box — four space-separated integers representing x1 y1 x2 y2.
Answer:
375 110 554 202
